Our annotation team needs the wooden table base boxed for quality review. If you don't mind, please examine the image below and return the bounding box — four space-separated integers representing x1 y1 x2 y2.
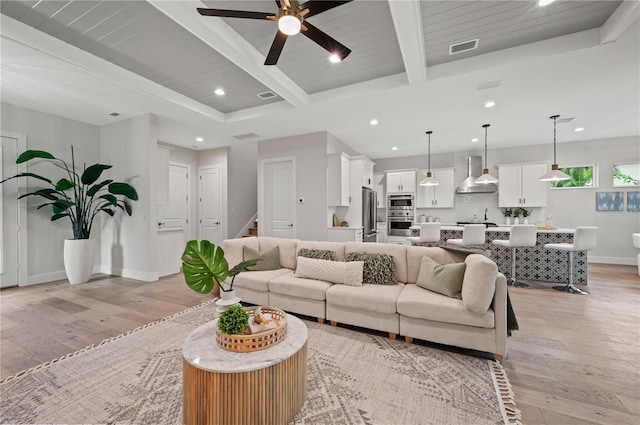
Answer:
183 342 307 425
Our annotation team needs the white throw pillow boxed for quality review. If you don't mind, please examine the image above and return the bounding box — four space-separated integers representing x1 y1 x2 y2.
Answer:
294 256 364 286
461 254 498 313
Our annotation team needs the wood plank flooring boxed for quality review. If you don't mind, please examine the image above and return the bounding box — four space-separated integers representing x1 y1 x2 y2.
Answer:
1 264 639 424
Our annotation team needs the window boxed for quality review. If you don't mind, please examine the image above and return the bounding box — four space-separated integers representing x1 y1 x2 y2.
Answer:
613 163 640 187
550 165 597 189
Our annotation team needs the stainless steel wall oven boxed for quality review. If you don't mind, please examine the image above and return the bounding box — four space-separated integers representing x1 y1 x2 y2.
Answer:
387 195 414 236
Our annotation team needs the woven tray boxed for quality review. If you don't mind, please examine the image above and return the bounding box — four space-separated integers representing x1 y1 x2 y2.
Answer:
216 306 288 353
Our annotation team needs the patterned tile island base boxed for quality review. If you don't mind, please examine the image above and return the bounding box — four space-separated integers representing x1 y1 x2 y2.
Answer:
412 227 587 284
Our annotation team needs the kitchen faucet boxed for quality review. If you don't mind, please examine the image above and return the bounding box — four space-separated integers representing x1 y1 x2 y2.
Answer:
484 207 488 222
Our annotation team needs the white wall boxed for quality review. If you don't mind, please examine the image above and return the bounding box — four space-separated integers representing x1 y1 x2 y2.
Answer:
374 136 640 264
1 103 101 283
100 114 158 281
257 132 329 241
228 142 258 238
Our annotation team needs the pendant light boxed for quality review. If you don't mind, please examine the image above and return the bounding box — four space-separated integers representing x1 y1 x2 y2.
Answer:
540 115 570 181
475 124 499 184
419 131 439 186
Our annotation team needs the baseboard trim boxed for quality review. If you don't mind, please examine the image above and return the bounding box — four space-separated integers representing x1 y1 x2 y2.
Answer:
590 256 635 266
24 271 67 286
99 265 158 282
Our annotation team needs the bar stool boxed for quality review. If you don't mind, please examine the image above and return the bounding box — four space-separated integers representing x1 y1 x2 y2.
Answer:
492 225 538 288
447 224 486 247
408 223 441 246
544 226 597 295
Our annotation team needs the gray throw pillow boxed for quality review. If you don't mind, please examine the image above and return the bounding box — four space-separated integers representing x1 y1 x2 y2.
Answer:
243 246 280 271
416 255 466 299
297 248 336 261
346 252 396 285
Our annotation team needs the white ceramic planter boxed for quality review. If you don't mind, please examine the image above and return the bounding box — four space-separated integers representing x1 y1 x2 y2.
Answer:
64 239 94 284
221 289 236 301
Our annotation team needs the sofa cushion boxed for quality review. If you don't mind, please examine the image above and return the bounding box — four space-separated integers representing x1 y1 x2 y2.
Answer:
416 256 466 299
222 237 258 269
345 242 408 283
269 273 332 301
232 269 292 292
297 248 336 261
397 284 494 328
259 237 299 270
295 256 363 286
244 246 280 271
347 252 396 285
326 283 405 314
406 246 467 284
297 241 346 262
461 254 498 314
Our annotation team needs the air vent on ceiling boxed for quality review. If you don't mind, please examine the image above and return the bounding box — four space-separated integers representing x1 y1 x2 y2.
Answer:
109 112 120 117
257 91 277 100
477 80 502 90
557 117 575 124
233 132 260 140
449 39 479 55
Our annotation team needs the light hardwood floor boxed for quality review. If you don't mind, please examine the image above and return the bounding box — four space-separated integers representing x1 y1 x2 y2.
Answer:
1 264 639 424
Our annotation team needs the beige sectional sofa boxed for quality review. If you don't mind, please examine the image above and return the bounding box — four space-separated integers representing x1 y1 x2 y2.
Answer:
222 236 508 362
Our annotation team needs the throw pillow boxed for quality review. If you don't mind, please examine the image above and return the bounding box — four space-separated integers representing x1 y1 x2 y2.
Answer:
346 252 396 285
415 255 466 299
296 248 336 261
461 254 498 313
243 246 280 271
295 256 364 286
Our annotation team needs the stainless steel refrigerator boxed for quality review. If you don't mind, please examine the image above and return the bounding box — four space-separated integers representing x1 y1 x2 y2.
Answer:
362 187 378 242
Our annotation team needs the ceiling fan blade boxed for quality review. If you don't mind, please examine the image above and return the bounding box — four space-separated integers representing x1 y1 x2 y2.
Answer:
301 21 351 61
265 31 288 65
197 8 273 20
300 1 352 18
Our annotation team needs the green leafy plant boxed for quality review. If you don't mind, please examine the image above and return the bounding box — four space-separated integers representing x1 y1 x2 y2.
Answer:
551 166 594 188
0 147 138 239
218 304 249 335
512 208 522 218
517 207 531 218
181 240 259 294
502 208 513 218
613 165 640 186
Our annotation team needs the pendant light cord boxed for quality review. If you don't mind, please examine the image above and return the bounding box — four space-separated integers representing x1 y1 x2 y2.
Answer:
482 124 490 169
426 131 432 172
550 114 560 164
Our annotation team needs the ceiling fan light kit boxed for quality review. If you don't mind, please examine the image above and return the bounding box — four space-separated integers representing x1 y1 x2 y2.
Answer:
197 0 352 65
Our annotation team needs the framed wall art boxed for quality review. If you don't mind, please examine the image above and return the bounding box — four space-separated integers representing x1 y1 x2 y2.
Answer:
627 191 640 212
595 191 624 211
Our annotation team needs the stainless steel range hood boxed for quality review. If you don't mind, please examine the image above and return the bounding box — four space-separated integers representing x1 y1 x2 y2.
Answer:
456 156 497 194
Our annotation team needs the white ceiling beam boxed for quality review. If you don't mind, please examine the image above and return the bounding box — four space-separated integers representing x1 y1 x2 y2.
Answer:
1 15 226 123
387 0 427 85
147 0 309 109
600 0 640 44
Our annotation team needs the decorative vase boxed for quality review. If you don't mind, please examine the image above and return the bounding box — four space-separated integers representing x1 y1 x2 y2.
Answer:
523 218 529 225
513 217 520 225
505 217 511 225
63 239 94 284
221 289 236 302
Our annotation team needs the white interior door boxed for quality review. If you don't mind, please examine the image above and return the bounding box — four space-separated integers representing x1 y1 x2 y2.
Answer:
262 158 295 239
199 165 223 246
1 136 20 287
157 163 189 277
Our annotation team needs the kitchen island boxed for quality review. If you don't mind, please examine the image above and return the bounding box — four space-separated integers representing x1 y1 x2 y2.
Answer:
410 225 586 284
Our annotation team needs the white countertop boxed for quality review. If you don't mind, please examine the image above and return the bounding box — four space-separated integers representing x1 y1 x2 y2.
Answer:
328 226 363 230
410 224 574 233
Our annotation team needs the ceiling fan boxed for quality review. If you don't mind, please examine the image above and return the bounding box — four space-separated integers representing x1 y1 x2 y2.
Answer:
197 0 352 65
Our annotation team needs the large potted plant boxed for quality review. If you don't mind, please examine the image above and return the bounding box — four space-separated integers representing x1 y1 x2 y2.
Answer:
181 240 258 298
0 147 138 284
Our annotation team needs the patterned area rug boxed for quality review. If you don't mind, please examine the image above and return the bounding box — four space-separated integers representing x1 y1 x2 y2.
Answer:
0 301 521 425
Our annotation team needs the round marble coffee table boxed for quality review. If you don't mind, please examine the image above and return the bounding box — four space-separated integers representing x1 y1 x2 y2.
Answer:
182 313 308 425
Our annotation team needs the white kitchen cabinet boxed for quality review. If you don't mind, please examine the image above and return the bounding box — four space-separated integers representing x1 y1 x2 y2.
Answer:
156 146 171 206
327 227 363 242
362 158 375 189
374 173 385 208
386 171 416 194
416 168 455 208
328 153 351 206
498 162 547 207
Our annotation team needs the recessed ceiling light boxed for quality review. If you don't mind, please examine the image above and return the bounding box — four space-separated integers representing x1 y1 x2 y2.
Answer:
196 137 204 142
574 127 585 132
214 88 225 96
537 0 556 6
484 100 496 108
370 119 379 126
471 138 479 142
329 54 341 63
392 146 398 151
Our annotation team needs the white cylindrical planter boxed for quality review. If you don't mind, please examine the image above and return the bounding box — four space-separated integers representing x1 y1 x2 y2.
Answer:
64 239 94 284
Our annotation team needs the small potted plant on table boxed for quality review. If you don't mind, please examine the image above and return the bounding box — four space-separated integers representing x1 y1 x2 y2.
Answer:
518 207 532 224
512 208 522 225
502 208 513 225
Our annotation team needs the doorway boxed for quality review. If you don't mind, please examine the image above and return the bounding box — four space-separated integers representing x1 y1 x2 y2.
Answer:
157 163 190 277
260 157 296 239
198 165 224 246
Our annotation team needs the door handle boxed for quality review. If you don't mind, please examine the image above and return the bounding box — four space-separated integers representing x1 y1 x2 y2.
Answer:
288 224 294 228
214 221 220 225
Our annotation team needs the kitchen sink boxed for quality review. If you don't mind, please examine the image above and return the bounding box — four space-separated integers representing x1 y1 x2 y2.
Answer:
456 221 498 228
